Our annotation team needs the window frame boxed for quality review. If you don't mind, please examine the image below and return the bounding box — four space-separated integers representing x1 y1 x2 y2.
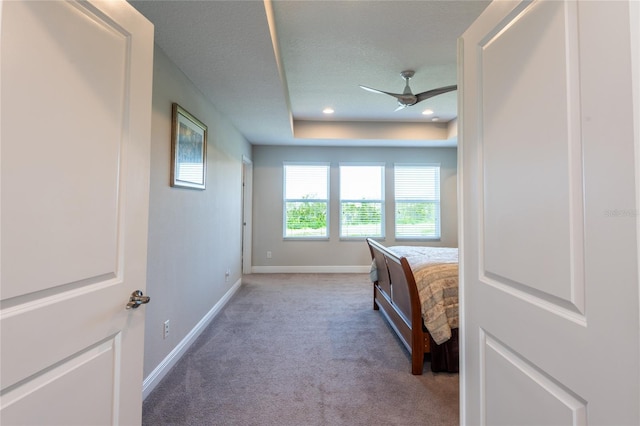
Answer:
394 163 441 240
338 162 385 239
282 162 330 240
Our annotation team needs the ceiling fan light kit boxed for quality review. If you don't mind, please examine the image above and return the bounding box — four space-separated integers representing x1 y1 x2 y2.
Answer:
360 70 457 112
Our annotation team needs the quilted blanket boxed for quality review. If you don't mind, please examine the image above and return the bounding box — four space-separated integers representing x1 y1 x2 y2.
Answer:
388 246 458 345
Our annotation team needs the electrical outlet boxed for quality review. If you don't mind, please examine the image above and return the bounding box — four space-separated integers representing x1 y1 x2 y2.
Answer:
163 320 170 339
267 251 272 259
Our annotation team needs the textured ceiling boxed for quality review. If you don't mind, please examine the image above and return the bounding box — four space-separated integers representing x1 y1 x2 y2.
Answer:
129 0 490 147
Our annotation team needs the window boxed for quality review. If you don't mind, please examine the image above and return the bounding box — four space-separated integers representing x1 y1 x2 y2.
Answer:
283 163 329 238
339 164 384 238
394 164 440 239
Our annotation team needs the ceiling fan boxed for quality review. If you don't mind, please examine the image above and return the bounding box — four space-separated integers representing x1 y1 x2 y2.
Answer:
360 70 457 111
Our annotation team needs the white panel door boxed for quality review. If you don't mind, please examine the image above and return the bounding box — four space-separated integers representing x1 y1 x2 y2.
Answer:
242 157 253 275
460 1 639 424
0 1 153 424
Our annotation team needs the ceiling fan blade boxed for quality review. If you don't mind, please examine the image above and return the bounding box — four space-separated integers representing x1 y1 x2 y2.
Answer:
360 85 417 106
394 104 408 112
359 85 401 97
415 85 457 103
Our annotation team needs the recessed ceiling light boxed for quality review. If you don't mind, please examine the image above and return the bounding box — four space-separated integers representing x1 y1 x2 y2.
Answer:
431 117 440 122
323 107 334 114
422 109 434 116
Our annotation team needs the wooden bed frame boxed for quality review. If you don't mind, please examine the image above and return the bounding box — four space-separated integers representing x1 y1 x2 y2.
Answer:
367 238 460 375
366 237 432 375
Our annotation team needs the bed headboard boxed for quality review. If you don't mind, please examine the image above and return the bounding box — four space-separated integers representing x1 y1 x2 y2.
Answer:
366 238 421 328
367 238 391 296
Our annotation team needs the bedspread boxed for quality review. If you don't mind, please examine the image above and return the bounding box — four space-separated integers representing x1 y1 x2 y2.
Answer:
389 246 458 345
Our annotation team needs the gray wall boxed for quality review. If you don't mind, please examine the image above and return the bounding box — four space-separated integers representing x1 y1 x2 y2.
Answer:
252 145 458 272
144 47 251 380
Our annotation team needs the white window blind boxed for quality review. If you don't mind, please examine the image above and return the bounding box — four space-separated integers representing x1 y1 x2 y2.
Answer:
339 164 384 238
394 164 440 239
283 163 329 238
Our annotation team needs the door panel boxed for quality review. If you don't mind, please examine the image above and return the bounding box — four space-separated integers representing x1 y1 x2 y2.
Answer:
461 1 639 424
2 0 127 299
481 0 584 311
1 1 153 424
483 331 586 426
2 339 118 425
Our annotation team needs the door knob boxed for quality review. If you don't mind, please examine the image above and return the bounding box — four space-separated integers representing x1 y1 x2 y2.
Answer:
126 290 150 309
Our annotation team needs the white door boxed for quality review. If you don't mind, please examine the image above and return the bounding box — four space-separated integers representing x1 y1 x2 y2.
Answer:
460 1 639 424
0 1 153 424
242 156 253 275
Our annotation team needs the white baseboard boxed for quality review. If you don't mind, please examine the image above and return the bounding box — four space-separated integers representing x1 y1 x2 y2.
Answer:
251 265 370 274
142 277 242 400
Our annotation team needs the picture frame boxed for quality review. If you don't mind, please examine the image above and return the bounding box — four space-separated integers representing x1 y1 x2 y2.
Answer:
171 103 207 189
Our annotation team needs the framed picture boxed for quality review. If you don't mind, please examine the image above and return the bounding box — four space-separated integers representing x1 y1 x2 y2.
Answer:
171 103 207 189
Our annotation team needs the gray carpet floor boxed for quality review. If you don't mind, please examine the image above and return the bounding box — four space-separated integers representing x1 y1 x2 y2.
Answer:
142 273 459 426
